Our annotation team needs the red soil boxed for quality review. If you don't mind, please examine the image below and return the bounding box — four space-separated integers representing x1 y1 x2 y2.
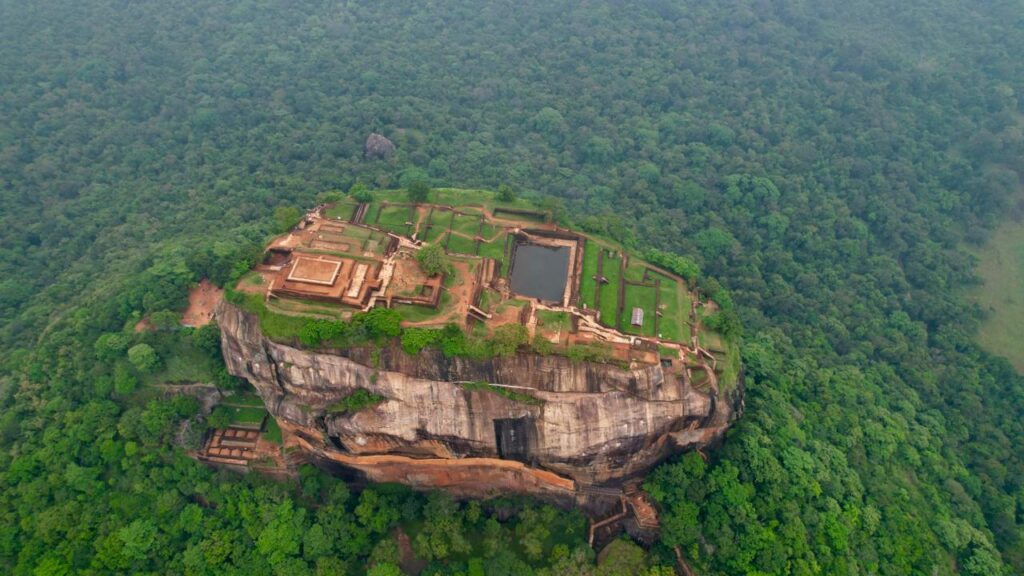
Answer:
182 279 224 327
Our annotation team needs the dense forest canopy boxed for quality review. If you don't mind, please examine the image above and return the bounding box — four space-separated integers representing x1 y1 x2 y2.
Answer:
1 1 1022 574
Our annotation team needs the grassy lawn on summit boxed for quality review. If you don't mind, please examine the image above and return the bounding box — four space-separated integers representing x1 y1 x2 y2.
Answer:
452 212 482 237
579 240 600 309
656 275 684 342
597 250 622 328
324 199 359 220
376 204 414 235
620 283 658 337
446 232 477 255
537 310 571 332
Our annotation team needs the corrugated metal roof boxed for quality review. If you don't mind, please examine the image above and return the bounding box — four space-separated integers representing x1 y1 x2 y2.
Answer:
631 307 644 326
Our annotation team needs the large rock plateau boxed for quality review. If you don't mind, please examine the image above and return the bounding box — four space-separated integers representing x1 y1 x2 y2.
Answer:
218 302 742 497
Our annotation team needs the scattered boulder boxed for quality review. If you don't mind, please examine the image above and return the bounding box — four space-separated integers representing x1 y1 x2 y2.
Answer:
364 133 396 159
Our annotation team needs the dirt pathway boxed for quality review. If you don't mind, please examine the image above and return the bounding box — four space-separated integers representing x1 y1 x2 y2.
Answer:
412 205 430 238
401 261 474 328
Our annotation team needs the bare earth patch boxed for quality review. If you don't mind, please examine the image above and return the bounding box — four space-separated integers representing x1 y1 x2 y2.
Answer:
388 255 430 297
182 279 224 327
401 260 475 328
394 527 427 575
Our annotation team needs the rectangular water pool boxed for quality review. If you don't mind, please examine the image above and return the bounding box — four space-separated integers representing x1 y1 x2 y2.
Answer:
509 243 570 302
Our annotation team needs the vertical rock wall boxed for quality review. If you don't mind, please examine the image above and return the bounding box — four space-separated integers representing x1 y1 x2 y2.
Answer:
218 302 741 492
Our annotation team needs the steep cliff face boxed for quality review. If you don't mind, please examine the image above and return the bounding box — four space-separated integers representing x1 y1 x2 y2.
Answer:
218 302 742 494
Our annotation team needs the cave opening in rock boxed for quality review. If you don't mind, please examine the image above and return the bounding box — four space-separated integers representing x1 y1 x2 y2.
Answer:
494 417 535 463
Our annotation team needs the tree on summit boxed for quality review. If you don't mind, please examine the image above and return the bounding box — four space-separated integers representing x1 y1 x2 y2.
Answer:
407 180 431 204
416 243 451 277
497 184 516 202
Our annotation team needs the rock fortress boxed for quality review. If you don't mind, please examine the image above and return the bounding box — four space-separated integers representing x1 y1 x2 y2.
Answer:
196 188 742 528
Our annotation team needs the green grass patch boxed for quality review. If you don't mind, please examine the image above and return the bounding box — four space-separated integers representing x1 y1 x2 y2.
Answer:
394 292 452 323
363 187 543 220
719 341 741 393
421 211 450 243
536 310 571 332
426 188 491 208
336 224 374 241
223 392 265 407
424 187 542 214
421 225 447 244
470 318 491 339
620 283 658 337
393 303 443 323
267 297 352 320
446 232 478 255
324 200 359 220
690 368 710 386
227 290 310 342
624 260 648 283
363 202 381 226
452 212 482 236
970 221 1024 371
564 343 614 364
376 204 414 235
496 298 528 314
478 288 501 313
294 246 378 262
458 381 543 405
478 232 508 265
364 239 382 255
479 222 500 241
327 389 385 413
656 278 683 342
229 406 268 425
241 271 264 286
597 251 622 328
580 240 600 309
426 207 451 227
699 330 725 351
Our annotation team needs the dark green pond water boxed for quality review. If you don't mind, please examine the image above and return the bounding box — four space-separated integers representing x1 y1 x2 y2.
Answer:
509 243 570 302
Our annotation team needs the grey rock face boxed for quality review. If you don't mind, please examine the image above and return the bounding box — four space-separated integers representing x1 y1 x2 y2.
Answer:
217 301 740 487
364 133 396 159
